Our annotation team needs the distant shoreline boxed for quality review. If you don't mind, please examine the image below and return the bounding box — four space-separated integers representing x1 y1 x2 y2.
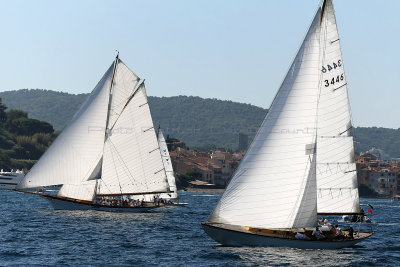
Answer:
183 188 224 194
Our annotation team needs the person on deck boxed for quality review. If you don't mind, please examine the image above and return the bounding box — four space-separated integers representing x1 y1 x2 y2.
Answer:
324 219 337 235
348 226 354 239
312 227 325 240
335 224 345 239
295 232 310 240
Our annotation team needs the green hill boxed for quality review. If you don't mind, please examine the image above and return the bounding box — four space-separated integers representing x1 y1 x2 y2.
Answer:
0 97 57 170
0 89 266 151
1 89 399 157
0 89 87 130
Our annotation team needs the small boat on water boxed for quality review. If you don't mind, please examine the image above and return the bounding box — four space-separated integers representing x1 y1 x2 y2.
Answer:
16 54 172 212
202 0 373 248
0 169 24 190
157 127 178 200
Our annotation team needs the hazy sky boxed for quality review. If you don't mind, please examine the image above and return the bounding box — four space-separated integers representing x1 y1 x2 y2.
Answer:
0 0 399 128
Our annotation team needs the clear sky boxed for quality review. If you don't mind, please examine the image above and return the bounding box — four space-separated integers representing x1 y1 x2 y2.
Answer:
0 0 399 128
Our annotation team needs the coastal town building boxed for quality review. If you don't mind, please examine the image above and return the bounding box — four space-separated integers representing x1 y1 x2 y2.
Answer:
356 153 400 197
166 137 400 197
167 140 243 188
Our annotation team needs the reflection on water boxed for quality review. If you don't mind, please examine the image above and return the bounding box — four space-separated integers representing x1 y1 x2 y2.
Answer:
0 191 399 266
218 246 372 266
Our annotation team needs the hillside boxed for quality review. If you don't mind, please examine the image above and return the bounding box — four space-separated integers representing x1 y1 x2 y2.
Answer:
0 97 57 170
0 89 87 130
1 89 399 156
0 89 266 150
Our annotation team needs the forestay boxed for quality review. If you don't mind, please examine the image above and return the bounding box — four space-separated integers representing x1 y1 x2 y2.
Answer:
316 0 360 214
208 8 323 229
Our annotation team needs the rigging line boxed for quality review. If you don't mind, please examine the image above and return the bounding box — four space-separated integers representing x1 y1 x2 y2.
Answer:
339 126 353 136
332 83 347 92
97 147 116 195
108 80 146 132
107 138 141 188
108 140 124 196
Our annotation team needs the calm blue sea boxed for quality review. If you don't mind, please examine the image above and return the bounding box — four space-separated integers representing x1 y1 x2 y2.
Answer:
0 191 399 266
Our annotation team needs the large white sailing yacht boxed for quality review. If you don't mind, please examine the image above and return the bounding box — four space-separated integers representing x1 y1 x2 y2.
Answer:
16 54 170 212
202 0 373 248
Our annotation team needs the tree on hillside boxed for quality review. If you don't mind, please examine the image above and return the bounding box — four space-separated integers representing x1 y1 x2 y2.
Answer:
0 98 6 123
5 109 53 135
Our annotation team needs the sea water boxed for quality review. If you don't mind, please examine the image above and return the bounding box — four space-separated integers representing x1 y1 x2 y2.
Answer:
0 191 399 266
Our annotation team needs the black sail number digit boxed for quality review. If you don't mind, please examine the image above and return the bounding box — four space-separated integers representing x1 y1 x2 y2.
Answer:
324 73 344 88
321 59 342 73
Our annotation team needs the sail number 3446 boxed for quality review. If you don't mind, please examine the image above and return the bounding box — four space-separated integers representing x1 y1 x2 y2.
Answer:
322 60 344 87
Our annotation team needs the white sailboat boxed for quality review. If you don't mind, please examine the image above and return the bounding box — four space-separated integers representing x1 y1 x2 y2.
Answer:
16 54 170 212
157 127 178 200
202 0 373 248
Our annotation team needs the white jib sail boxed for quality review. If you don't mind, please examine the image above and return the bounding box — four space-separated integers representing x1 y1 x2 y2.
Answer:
98 83 169 195
208 8 323 229
158 129 178 199
17 64 114 189
316 0 360 214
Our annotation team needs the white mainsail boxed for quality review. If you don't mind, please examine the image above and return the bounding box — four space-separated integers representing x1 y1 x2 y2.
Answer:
158 129 178 199
17 64 114 189
316 0 360 214
97 82 169 195
18 57 169 201
208 7 323 229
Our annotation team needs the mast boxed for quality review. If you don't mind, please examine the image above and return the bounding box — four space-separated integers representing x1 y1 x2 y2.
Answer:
91 51 120 199
104 51 120 140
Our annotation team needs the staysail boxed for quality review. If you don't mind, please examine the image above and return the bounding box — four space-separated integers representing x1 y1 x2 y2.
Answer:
158 129 178 199
316 0 360 214
208 7 323 229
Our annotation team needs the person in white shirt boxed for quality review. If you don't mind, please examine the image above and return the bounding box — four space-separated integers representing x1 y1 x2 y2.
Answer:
324 219 336 234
